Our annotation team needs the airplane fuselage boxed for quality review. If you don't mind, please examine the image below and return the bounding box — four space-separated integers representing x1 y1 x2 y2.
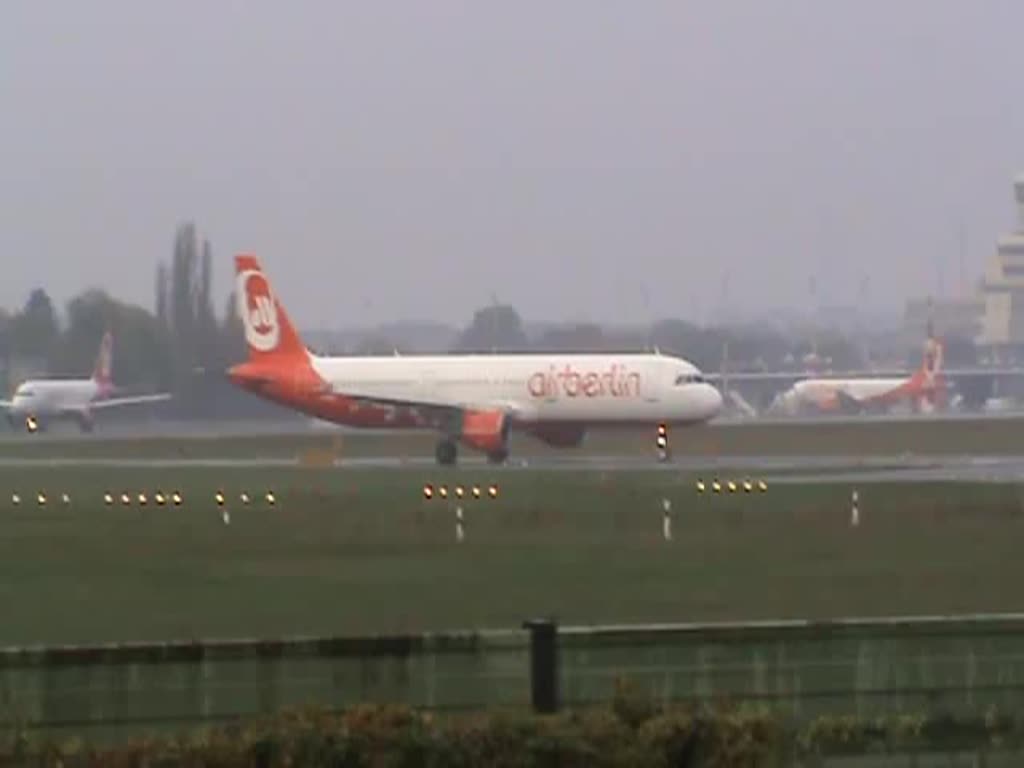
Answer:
8 379 104 419
230 352 723 431
773 377 921 415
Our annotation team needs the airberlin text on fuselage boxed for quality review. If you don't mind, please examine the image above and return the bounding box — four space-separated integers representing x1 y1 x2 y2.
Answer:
528 364 641 399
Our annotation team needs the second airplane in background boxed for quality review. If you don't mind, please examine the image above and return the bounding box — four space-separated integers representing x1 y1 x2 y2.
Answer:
1 331 173 433
767 334 946 416
227 254 723 465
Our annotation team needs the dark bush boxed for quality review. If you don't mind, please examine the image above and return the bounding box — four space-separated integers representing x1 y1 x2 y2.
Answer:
5 702 1024 767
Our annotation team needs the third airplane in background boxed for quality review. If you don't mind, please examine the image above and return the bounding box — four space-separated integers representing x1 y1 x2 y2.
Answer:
226 254 722 465
767 333 946 416
1 331 173 433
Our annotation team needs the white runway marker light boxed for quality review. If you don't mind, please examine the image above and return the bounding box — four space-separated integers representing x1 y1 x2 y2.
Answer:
851 489 860 527
222 509 231 525
11 493 20 506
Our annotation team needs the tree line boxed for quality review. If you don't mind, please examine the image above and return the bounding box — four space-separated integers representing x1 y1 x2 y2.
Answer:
0 220 971 419
0 222 267 419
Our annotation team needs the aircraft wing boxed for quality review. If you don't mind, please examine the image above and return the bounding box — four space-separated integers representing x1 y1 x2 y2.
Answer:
0 400 10 410
705 366 1024 384
91 393 173 410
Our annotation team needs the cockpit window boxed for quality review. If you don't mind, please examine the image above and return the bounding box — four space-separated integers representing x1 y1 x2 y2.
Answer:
674 373 706 385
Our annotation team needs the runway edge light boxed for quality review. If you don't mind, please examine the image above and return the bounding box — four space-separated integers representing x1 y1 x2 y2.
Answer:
656 422 669 459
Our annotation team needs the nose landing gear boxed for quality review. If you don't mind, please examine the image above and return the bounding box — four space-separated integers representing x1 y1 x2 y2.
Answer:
656 423 671 463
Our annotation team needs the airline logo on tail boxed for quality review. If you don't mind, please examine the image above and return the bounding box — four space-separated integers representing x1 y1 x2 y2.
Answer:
238 268 280 353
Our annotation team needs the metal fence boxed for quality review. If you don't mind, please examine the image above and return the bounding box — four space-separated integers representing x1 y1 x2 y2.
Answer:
5 612 1024 743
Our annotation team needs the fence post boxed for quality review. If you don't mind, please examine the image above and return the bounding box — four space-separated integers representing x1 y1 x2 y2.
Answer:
523 618 559 713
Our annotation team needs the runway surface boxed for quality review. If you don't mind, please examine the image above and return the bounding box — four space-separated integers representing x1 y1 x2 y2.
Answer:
1 453 1023 484
4 408 1024 443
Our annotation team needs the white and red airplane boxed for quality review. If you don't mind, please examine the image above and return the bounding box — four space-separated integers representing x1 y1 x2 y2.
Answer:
227 254 723 465
768 334 946 416
1 331 173 433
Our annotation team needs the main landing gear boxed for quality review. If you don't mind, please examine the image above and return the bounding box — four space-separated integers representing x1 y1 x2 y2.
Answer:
434 438 509 466
435 438 458 466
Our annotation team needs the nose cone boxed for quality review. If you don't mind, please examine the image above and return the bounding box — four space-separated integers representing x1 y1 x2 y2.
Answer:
698 383 723 420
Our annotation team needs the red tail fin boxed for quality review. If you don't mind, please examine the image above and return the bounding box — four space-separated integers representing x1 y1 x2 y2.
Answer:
91 331 113 388
234 254 308 364
909 335 946 410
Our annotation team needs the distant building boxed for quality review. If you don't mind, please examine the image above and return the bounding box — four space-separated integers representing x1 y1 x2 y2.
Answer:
902 296 984 346
978 174 1024 358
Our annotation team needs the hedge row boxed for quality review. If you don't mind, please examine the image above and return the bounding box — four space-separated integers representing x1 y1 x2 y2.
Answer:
4 695 1024 767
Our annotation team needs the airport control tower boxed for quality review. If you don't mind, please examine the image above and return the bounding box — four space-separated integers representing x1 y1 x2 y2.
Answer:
977 174 1024 357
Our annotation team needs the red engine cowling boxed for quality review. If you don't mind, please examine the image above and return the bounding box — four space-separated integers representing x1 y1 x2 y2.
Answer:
528 423 586 448
458 409 510 454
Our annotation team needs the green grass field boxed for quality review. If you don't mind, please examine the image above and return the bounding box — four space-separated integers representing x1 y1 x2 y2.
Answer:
2 466 1024 647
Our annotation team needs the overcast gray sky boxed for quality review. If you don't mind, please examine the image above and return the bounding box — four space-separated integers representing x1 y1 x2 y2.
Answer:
3 1 1023 329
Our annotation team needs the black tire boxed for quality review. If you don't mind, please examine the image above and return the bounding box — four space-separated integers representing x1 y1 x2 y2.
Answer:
435 439 457 466
487 448 509 465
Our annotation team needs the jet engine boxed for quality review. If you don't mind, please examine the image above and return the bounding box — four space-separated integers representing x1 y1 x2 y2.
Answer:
457 409 510 456
527 423 586 448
